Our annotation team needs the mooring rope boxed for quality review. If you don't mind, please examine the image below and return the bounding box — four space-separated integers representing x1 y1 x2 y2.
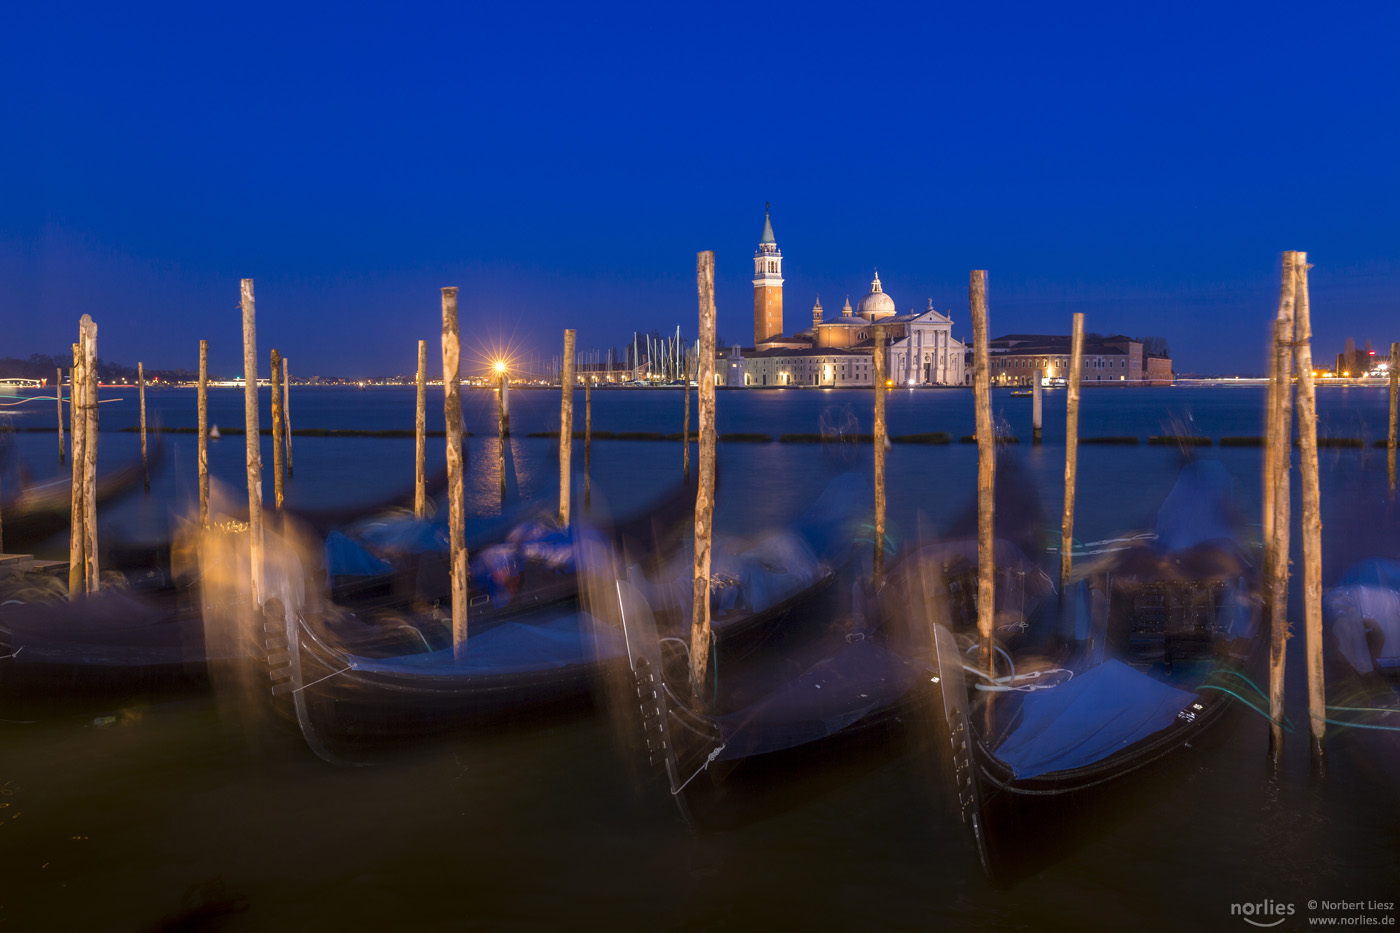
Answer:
671 743 728 795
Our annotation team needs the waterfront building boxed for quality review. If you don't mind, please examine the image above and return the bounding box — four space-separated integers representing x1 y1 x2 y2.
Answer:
982 334 1173 386
739 208 967 387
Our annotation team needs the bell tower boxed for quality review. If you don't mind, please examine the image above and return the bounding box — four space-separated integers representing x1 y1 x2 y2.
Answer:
753 204 784 345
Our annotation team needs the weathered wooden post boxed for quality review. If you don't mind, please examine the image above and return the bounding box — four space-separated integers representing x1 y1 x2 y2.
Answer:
1032 367 1043 444
1062 314 1085 596
68 343 85 599
1389 341 1398 492
270 349 285 511
683 354 691 479
1293 258 1327 776
415 340 427 520
559 330 576 528
241 279 264 605
441 288 468 659
584 375 592 510
497 367 510 438
281 357 293 479
873 324 888 587
970 271 996 672
55 367 64 462
1268 251 1299 770
138 361 149 492
198 340 209 528
80 315 99 594
690 251 718 698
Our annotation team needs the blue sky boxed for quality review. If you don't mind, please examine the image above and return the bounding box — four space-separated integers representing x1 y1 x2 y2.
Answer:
3 1 1397 377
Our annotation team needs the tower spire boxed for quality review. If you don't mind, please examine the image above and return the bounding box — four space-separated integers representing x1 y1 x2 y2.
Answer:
760 202 776 245
752 204 784 345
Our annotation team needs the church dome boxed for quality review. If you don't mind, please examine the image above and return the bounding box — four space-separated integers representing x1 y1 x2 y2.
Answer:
856 271 896 319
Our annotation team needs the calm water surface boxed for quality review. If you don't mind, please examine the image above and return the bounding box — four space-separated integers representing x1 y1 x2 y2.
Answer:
1 386 1396 931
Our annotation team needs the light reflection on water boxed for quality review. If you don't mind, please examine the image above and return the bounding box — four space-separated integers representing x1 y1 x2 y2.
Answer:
0 387 1397 929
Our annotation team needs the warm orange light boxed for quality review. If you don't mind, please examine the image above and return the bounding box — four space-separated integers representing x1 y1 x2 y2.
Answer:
494 360 507 374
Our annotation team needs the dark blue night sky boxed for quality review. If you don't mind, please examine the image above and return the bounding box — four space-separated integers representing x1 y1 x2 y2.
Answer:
3 1 1397 378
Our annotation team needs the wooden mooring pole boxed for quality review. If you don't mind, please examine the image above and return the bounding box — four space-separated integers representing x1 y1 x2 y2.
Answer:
559 330 576 528
1267 251 1299 771
68 343 85 600
270 349 285 511
1293 258 1327 776
138 361 149 492
1389 341 1398 492
198 340 209 528
1032 368 1043 445
441 287 468 659
873 324 888 587
415 340 427 520
80 315 99 594
690 250 718 699
282 357 293 479
55 367 64 462
683 354 691 480
970 271 995 673
1062 314 1085 597
584 376 592 511
241 279 264 606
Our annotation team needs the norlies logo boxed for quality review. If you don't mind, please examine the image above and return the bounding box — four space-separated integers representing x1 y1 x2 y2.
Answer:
1231 900 1296 927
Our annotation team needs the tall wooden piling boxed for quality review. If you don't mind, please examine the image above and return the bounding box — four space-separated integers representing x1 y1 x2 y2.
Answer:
683 354 692 479
559 330 576 528
1389 341 1398 492
56 364 65 462
68 343 85 600
282 357 293 479
415 340 427 520
497 370 509 438
1293 259 1327 775
138 362 149 491
873 324 888 587
1032 368 1043 444
1267 251 1299 770
1062 314 1086 596
241 279 264 605
441 288 468 659
970 271 995 672
584 376 592 510
690 250 718 698
198 340 209 528
270 349 285 511
80 315 99 594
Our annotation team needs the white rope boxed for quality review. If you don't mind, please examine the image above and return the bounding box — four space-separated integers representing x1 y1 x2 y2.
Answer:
0 647 23 660
291 663 351 694
672 743 727 795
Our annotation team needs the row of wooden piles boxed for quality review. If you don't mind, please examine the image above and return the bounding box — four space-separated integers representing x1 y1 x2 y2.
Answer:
11 249 1398 778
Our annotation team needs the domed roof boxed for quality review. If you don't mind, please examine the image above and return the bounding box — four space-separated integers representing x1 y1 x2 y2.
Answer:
856 271 896 319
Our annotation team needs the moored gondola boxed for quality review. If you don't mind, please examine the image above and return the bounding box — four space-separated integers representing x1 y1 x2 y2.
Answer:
927 459 1266 880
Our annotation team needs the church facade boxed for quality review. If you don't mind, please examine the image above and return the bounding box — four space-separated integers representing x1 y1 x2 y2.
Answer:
731 207 967 387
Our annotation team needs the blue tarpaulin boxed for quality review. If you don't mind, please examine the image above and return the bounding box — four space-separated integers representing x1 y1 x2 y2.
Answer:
325 531 395 579
992 660 1198 778
345 607 624 676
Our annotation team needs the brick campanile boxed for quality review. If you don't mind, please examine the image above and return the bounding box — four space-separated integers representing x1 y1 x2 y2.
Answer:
753 204 784 345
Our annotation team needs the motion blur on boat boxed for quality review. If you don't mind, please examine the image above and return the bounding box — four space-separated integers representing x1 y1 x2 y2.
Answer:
924 457 1264 880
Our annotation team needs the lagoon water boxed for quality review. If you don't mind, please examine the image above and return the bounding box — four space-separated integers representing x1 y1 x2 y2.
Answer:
2 385 1397 931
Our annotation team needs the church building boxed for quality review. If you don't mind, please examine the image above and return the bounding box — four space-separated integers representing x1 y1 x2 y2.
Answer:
732 207 967 387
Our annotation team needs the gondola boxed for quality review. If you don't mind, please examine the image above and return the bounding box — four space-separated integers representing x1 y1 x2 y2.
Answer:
259 476 699 760
598 472 934 828
0 444 164 551
927 459 1265 879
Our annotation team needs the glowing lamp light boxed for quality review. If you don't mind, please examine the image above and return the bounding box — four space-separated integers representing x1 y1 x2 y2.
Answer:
494 360 507 374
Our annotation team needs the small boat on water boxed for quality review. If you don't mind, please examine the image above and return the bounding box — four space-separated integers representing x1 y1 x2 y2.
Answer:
927 459 1264 879
0 445 164 551
257 478 698 760
598 472 935 827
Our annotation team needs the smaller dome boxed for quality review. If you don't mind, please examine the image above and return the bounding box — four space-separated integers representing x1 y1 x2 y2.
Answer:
856 271 896 319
